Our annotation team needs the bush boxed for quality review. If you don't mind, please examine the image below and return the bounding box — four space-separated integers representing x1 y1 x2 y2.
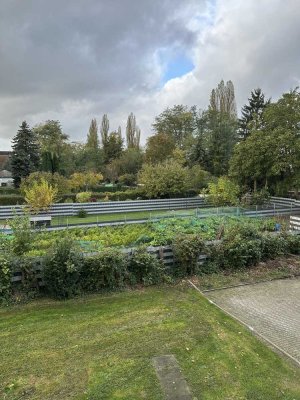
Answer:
81 250 128 291
284 233 300 255
64 197 74 203
10 257 40 300
76 209 88 218
205 177 240 206
0 195 24 205
76 191 92 203
260 234 288 260
43 238 83 299
119 174 136 186
0 254 12 302
9 214 34 256
128 248 165 286
251 189 270 206
172 234 205 276
223 238 262 269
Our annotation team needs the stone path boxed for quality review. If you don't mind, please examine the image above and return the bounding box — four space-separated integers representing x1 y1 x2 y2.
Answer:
205 278 300 364
152 355 193 399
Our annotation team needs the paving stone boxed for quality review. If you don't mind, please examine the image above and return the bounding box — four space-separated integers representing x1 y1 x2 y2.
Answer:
205 278 300 363
152 355 193 399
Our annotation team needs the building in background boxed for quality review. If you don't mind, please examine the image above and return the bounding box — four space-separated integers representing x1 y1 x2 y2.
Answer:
0 151 12 170
0 169 13 187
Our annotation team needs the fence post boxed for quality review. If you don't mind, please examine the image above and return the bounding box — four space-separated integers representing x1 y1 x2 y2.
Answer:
273 203 275 216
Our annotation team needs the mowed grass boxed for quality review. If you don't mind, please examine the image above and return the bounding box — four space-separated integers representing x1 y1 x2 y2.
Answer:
1 285 300 400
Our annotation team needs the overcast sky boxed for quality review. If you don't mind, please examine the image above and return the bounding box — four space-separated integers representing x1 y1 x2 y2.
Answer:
1 0 300 150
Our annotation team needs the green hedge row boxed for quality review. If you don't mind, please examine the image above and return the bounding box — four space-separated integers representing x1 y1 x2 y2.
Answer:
0 195 24 206
2 232 299 302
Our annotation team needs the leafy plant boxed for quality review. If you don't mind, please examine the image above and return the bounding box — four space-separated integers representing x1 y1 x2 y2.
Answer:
81 250 128 291
128 248 165 285
76 191 92 203
24 178 58 213
76 208 88 218
43 238 83 299
0 252 11 302
172 234 205 276
9 213 34 256
205 176 240 206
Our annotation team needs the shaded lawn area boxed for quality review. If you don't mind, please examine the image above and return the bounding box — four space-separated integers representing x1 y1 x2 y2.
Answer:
1 285 300 400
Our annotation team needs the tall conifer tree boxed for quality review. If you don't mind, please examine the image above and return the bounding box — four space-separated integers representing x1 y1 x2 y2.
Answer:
11 121 40 187
239 88 270 139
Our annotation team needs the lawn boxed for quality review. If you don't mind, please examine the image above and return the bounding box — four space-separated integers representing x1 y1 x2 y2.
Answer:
1 285 300 399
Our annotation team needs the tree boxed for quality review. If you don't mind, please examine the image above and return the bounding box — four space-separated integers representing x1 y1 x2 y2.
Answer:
69 172 103 191
100 114 109 147
85 119 102 171
152 105 196 148
138 160 190 198
11 121 40 187
205 177 240 206
126 113 141 149
202 110 237 176
20 172 70 198
34 120 69 174
24 179 58 214
145 132 175 164
209 80 237 118
229 89 300 194
86 119 99 150
239 88 270 139
103 131 124 163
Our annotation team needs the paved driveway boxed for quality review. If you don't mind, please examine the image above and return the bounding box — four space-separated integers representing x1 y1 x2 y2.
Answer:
205 278 300 364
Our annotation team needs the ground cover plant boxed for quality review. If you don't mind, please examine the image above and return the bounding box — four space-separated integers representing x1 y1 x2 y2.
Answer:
1 285 300 400
0 215 281 257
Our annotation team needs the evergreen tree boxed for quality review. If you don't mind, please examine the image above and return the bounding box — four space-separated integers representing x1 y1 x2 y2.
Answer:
11 121 40 187
239 88 270 139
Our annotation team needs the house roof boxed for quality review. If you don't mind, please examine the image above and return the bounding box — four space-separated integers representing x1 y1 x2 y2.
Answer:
0 170 12 178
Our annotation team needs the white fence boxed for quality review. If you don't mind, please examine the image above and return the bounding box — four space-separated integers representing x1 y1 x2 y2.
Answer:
290 216 300 231
0 197 208 220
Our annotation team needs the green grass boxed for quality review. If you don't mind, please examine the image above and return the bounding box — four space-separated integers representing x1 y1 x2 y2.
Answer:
1 285 300 399
51 209 196 225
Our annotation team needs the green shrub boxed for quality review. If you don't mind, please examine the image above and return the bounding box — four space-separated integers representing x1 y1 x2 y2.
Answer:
212 238 262 270
128 248 165 286
251 189 270 206
172 234 205 276
284 233 300 255
64 197 74 203
0 195 24 205
76 191 92 203
10 257 40 300
9 214 34 256
118 174 136 186
43 238 83 299
0 254 12 302
76 208 88 218
260 234 288 260
81 250 128 291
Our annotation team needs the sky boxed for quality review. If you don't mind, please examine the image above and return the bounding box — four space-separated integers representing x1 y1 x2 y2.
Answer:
1 0 300 150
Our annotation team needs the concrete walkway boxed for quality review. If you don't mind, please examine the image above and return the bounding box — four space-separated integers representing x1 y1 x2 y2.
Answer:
205 278 300 364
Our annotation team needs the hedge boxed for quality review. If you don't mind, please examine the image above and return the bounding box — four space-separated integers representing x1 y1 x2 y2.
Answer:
2 232 300 303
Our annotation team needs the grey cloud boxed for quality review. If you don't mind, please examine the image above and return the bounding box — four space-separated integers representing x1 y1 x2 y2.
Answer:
0 0 203 147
